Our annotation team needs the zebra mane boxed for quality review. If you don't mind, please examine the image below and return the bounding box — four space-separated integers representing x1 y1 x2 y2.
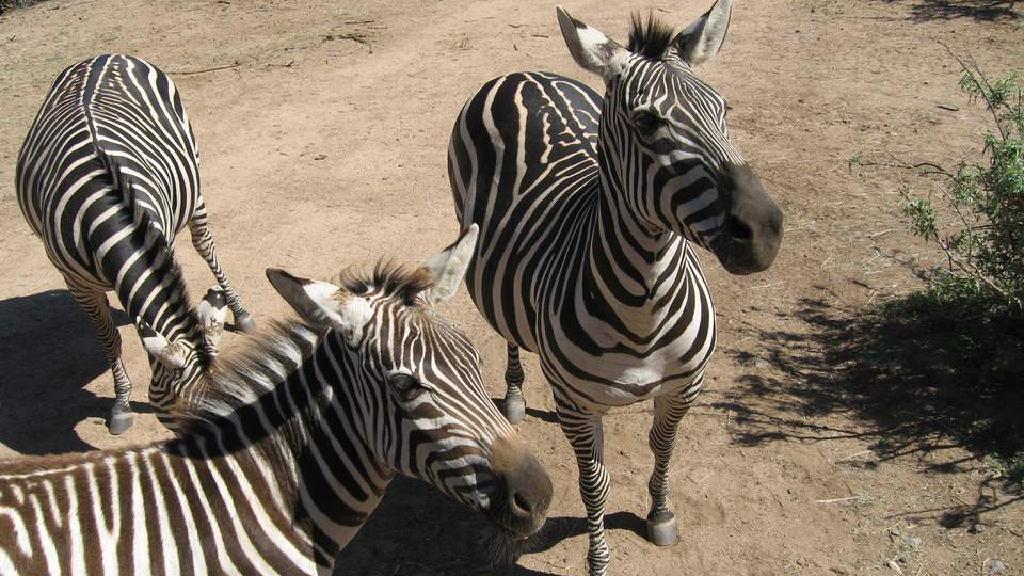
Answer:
171 262 429 432
174 319 320 428
336 260 434 306
627 12 676 59
137 213 213 364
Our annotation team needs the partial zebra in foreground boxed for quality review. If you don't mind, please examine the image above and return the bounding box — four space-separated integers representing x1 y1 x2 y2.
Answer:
0 227 552 575
447 1 783 574
15 53 254 435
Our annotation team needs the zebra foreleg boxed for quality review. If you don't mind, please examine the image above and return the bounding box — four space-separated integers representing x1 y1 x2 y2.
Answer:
646 374 704 546
66 280 134 434
503 343 527 423
557 402 611 576
188 205 255 333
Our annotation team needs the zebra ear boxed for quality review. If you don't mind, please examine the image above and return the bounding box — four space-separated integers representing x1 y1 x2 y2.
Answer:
267 268 372 344
197 286 227 352
138 318 187 369
673 0 733 66
556 6 627 78
421 224 479 306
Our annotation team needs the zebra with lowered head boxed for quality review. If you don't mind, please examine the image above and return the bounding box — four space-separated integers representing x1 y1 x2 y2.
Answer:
0 226 553 575
16 53 255 434
446 2 783 574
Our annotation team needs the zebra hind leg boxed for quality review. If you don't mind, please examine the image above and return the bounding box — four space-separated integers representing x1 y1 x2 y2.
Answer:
557 400 611 576
503 343 526 423
189 205 255 333
645 375 703 546
67 281 134 435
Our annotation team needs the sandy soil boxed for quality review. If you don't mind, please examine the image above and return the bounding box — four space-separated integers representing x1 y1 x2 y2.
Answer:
1 0 1022 574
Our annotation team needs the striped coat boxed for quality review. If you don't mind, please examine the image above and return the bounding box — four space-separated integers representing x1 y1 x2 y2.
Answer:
0 237 552 575
16 54 254 434
447 4 783 575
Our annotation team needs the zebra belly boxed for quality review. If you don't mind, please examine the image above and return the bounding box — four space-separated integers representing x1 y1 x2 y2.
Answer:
549 349 711 410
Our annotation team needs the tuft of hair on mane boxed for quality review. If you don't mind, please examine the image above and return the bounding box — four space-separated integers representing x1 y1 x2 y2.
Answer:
627 11 676 60
337 259 434 306
167 319 320 433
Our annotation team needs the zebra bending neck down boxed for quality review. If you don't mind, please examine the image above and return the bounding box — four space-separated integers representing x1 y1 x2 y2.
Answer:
0 226 553 576
447 2 782 575
16 53 255 436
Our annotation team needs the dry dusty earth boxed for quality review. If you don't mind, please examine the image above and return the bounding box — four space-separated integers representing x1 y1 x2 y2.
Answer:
1 0 1023 574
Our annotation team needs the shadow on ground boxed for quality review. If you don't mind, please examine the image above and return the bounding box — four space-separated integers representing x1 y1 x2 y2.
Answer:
882 0 1022 22
0 289 131 454
335 477 645 575
713 294 1023 526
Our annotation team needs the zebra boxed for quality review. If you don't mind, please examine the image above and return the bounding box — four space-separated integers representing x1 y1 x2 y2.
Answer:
0 226 554 575
446 2 783 574
15 53 255 435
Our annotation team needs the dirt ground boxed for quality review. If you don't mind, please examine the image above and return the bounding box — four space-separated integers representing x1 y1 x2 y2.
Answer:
1 0 1023 574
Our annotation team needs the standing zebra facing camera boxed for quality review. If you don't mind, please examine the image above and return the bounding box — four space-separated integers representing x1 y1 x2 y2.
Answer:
16 53 255 435
447 1 783 574
0 227 553 575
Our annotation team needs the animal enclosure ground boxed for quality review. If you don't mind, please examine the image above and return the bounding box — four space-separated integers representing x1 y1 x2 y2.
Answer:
1 0 1022 574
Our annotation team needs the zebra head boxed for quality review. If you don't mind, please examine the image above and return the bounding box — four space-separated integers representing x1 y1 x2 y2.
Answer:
557 0 783 274
267 225 552 542
139 286 228 419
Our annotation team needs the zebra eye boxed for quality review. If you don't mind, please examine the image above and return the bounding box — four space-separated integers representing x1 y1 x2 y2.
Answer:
388 373 426 402
633 110 661 134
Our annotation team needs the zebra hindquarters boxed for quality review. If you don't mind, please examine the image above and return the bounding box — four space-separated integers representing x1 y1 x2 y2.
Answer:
445 72 603 353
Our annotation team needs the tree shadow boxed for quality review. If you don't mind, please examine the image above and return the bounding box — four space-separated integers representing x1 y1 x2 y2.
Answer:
881 0 1022 22
716 295 1023 524
0 290 133 454
334 477 646 575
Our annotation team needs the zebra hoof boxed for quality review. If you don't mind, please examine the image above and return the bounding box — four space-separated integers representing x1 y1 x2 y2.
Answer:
108 409 134 435
646 511 677 546
503 396 526 424
234 312 257 334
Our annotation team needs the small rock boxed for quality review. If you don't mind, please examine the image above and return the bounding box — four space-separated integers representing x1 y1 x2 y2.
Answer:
313 154 326 161
986 559 1006 575
753 358 770 370
971 523 986 534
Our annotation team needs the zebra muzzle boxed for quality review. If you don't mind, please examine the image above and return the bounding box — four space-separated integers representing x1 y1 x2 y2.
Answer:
488 435 553 538
712 162 783 274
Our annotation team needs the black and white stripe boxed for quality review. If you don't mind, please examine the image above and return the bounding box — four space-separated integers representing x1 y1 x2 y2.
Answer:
15 53 254 434
447 3 782 574
0 238 552 575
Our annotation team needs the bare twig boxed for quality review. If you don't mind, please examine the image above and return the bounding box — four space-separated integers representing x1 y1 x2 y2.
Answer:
170 60 242 76
854 157 957 179
815 495 866 503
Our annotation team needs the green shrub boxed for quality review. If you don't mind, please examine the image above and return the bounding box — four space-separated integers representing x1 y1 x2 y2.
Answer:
899 59 1024 317
893 57 1024 490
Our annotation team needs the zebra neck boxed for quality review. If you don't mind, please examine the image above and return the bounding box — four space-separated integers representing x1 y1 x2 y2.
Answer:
582 178 697 339
109 213 204 348
292 347 395 560
179 330 394 567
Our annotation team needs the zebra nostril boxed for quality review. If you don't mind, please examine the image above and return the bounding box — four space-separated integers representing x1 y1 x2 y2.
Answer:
512 491 532 518
727 215 753 241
